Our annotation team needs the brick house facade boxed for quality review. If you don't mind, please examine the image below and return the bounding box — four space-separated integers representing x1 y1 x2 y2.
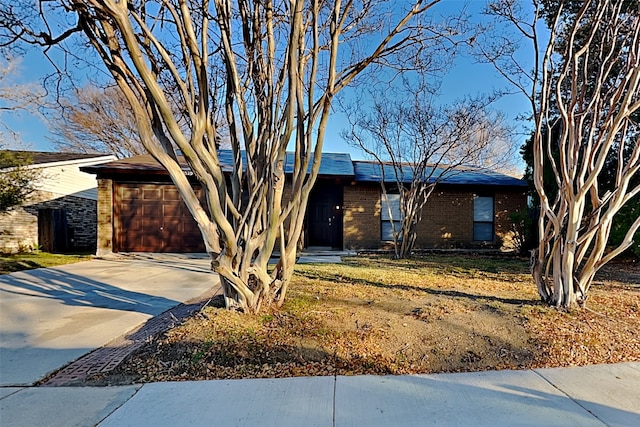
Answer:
83 152 528 254
343 184 527 251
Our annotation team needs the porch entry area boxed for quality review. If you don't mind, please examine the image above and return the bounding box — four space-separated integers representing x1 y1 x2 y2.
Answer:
306 180 344 249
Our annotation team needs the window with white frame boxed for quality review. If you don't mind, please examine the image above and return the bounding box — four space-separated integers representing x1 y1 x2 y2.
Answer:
381 193 402 241
473 195 494 241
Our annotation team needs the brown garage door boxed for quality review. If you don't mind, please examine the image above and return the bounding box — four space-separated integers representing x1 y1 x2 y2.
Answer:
114 183 206 252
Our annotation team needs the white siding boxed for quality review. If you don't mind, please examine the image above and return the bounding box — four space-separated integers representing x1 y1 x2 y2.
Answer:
33 157 115 200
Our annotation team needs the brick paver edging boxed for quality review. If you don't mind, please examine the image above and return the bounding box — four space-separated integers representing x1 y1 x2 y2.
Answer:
40 285 222 387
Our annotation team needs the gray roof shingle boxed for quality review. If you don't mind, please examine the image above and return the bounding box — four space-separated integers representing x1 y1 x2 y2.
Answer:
353 160 527 187
84 150 355 177
215 150 354 176
82 150 525 187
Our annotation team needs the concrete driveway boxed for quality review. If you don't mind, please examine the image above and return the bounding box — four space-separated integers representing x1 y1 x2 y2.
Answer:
0 255 217 386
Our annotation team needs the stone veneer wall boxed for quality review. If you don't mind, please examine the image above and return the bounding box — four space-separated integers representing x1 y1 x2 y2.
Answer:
0 190 98 253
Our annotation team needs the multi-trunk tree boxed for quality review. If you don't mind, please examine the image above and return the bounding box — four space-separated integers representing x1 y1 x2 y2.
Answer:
344 81 516 258
1 0 444 312
482 0 640 308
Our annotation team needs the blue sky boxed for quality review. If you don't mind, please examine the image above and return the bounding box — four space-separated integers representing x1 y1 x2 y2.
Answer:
2 1 535 170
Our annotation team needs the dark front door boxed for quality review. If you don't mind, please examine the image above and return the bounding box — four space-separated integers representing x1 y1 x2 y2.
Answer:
307 181 343 248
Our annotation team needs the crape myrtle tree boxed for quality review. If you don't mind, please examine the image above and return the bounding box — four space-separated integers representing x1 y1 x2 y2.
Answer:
480 0 640 308
604 145 640 258
344 78 516 258
1 0 444 312
520 116 640 257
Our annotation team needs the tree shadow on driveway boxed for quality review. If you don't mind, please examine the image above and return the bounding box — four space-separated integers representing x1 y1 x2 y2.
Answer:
0 268 179 316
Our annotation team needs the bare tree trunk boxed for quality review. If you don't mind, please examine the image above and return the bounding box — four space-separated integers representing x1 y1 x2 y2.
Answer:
346 86 516 259
527 0 640 308
2 0 451 311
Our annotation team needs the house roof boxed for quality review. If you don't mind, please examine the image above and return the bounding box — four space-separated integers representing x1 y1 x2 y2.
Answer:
353 160 527 187
288 152 354 176
83 151 355 177
81 154 169 175
213 150 354 176
82 150 525 188
0 150 114 168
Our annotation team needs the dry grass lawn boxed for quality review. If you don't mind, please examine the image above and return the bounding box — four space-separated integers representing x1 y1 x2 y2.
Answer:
90 254 640 384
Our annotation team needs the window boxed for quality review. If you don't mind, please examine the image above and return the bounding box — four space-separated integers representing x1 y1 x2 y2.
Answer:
381 193 403 241
473 195 494 241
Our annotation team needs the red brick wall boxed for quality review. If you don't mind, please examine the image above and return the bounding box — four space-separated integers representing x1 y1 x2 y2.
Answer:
94 177 527 253
343 184 528 251
415 189 474 248
494 189 528 251
343 184 382 249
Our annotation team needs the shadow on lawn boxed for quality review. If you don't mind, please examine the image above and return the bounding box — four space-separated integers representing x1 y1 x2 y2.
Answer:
0 259 44 274
342 254 531 275
297 269 538 307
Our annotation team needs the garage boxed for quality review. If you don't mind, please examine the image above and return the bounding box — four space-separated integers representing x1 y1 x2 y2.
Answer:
114 182 206 253
82 152 356 255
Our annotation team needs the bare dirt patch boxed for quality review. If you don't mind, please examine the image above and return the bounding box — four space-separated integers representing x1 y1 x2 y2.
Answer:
86 254 639 385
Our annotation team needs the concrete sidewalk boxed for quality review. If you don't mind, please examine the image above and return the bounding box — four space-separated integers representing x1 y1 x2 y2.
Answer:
1 362 638 426
0 256 216 386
